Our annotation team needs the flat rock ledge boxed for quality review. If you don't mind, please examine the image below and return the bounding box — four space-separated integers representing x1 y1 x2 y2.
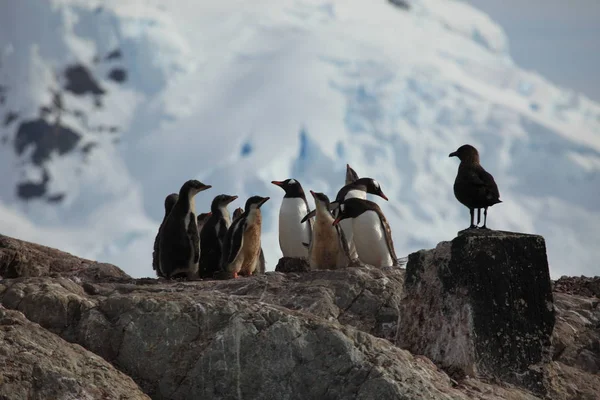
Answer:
0 233 599 400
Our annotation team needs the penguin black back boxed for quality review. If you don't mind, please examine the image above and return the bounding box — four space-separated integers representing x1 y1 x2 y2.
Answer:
199 194 238 279
159 180 211 279
449 144 502 229
152 193 178 277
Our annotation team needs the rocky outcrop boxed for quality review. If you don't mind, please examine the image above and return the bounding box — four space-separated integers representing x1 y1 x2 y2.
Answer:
0 306 148 399
1 232 599 399
398 230 555 394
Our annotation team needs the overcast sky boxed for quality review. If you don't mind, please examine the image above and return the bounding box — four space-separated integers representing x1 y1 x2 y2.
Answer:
465 0 600 103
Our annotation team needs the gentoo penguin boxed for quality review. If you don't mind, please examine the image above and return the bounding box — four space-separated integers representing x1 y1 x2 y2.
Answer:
232 207 243 221
158 180 212 279
199 194 238 278
271 179 312 258
307 191 351 270
152 193 178 278
449 144 502 229
220 196 270 278
333 198 399 268
345 164 359 185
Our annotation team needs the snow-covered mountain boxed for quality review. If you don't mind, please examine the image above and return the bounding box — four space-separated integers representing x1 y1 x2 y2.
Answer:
1 0 599 278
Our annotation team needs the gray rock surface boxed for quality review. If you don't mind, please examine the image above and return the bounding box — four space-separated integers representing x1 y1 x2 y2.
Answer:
1 233 599 399
0 306 148 400
398 230 555 394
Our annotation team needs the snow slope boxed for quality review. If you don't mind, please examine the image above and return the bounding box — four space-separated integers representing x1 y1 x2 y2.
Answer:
1 0 599 278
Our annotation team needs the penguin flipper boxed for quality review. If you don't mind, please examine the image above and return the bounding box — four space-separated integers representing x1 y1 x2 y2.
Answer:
335 224 355 263
301 209 316 223
221 218 245 271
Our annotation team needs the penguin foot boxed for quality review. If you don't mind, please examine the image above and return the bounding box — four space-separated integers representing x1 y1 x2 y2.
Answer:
478 225 490 230
233 272 238 279
468 225 478 229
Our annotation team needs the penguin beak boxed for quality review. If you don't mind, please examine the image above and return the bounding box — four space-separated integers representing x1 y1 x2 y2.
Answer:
379 191 389 201
226 195 238 204
309 190 316 197
258 197 270 207
449 151 457 158
332 216 342 226
271 181 284 187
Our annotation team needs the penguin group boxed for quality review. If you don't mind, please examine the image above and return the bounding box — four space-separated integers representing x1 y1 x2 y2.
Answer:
153 144 501 280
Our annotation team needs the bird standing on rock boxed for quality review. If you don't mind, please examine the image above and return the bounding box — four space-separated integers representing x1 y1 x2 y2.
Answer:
199 194 238 278
220 196 270 278
158 180 212 279
152 193 179 278
333 198 399 268
272 178 312 259
449 144 502 230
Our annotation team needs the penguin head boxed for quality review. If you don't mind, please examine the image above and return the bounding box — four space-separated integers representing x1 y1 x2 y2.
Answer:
197 212 212 230
232 207 244 220
355 178 389 201
271 179 305 198
211 194 238 212
164 193 179 213
310 190 331 209
180 180 212 198
449 144 480 163
332 198 367 226
245 196 270 211
345 164 359 185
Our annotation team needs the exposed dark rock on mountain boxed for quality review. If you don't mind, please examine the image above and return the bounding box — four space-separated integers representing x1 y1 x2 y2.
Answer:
0 232 598 399
14 118 81 167
63 64 105 96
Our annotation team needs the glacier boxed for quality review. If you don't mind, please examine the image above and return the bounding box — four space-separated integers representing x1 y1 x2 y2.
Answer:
0 0 599 278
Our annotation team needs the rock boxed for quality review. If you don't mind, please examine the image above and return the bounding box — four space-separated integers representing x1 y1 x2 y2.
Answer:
554 276 600 298
0 233 131 280
398 230 555 394
275 256 311 272
0 307 148 400
0 233 598 399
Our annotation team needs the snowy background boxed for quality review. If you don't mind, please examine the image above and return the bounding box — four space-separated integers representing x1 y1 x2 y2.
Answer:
1 0 599 278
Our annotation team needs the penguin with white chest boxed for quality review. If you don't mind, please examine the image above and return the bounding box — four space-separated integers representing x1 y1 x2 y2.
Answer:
220 196 270 278
271 178 312 259
307 191 351 270
152 193 179 278
158 180 212 279
199 194 238 278
332 198 399 268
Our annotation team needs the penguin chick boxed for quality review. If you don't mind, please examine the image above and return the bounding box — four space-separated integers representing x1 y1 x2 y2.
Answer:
449 144 502 230
199 194 238 279
158 180 212 279
271 178 312 259
220 196 270 278
345 164 359 185
333 198 399 268
152 193 178 278
307 191 350 270
232 207 244 221
197 212 212 233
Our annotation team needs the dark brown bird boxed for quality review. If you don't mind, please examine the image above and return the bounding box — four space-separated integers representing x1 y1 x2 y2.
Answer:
449 144 502 230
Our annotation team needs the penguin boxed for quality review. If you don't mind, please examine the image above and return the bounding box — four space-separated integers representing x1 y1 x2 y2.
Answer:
307 191 351 270
449 144 502 229
271 179 312 259
158 180 212 279
345 164 359 185
152 193 178 278
196 212 212 234
301 178 388 263
232 207 244 221
199 194 238 278
220 196 270 278
332 198 399 268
